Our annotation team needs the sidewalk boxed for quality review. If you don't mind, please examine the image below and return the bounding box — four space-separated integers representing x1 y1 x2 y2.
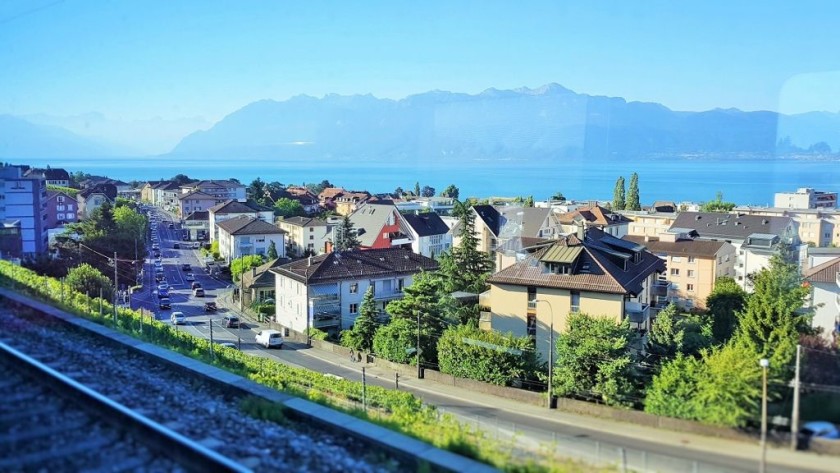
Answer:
213 294 835 472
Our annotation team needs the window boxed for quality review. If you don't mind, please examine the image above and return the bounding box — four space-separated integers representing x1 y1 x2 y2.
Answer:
310 235 314 240
688 256 696 263
526 314 536 340
397 278 404 291
527 286 537 309
57 195 65 203
671 256 682 263
687 270 694 277
670 268 679 276
349 303 358 314
350 283 358 294
687 284 694 292
570 291 580 313
57 213 65 220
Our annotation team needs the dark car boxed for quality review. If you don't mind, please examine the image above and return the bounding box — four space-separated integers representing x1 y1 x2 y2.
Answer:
173 242 180 249
191 281 202 290
181 263 191 271
159 297 171 310
153 250 161 258
223 315 240 328
204 301 217 312
168 223 174 229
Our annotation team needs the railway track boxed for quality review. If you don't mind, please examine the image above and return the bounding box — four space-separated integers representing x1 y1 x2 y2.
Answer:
0 303 404 472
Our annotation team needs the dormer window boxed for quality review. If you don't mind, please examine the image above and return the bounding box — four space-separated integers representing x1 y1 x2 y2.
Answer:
545 262 572 275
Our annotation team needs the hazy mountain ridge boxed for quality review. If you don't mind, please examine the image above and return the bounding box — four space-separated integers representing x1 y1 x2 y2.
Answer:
0 115 118 158
170 84 840 160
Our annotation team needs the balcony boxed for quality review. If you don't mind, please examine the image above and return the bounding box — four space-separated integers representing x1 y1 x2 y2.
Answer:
373 290 403 302
625 302 650 326
313 312 341 329
527 299 537 310
652 282 670 297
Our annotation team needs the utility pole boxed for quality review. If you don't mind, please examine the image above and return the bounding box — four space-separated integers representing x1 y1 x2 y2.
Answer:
791 344 801 451
548 318 554 409
416 311 422 379
209 317 214 358
759 358 769 473
113 251 118 322
362 367 367 412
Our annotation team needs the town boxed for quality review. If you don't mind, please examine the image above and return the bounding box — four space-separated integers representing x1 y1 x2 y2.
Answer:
1 162 839 471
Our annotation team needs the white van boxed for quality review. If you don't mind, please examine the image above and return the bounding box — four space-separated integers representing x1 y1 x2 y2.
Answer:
255 330 283 349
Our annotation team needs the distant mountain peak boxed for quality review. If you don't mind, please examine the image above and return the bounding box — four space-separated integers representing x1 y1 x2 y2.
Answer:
516 83 574 96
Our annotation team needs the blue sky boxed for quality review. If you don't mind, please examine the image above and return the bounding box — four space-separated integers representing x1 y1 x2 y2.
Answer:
1 0 838 121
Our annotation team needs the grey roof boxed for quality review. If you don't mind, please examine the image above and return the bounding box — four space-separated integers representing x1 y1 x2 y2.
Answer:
216 216 286 236
472 205 501 236
402 213 450 237
349 201 405 247
178 190 218 201
670 212 793 240
489 227 665 295
497 207 556 240
25 167 70 181
78 183 117 200
279 216 329 227
209 199 272 214
624 236 728 258
271 247 439 284
184 211 209 221
242 258 291 288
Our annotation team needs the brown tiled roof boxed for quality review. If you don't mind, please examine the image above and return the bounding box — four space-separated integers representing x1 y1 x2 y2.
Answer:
556 205 631 226
216 216 286 236
319 187 346 200
271 247 439 284
804 257 840 284
623 236 727 258
488 228 664 295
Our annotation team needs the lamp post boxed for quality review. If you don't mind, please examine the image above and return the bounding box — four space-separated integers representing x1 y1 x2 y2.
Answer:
759 358 769 473
536 299 554 409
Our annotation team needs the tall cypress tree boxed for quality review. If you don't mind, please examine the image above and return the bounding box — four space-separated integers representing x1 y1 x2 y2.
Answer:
439 200 494 293
612 176 625 211
334 215 360 251
626 172 641 210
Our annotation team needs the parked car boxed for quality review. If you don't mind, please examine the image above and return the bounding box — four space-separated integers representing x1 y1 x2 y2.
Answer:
159 297 171 310
170 311 186 325
799 421 840 449
193 288 205 297
223 315 240 328
203 301 217 312
181 263 191 271
256 329 283 348
191 281 202 290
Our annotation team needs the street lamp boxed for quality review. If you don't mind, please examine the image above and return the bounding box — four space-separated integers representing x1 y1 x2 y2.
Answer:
759 358 769 473
536 299 554 409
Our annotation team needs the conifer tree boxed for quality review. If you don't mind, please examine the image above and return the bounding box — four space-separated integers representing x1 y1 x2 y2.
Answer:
267 240 278 259
612 176 625 210
439 200 494 293
626 172 641 210
341 287 378 352
333 215 360 251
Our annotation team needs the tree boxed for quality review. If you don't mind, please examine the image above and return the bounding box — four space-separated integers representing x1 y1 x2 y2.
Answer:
553 313 637 407
265 181 285 202
231 255 265 282
113 205 146 242
437 324 537 385
437 200 494 293
273 198 305 218
333 215 360 251
733 253 812 380
373 317 416 364
394 186 404 197
414 181 421 197
612 176 626 210
551 191 565 201
66 263 113 300
625 172 640 210
421 185 435 198
267 240 278 260
248 178 267 205
525 195 534 207
169 174 193 185
700 192 736 213
440 184 460 200
305 179 333 196
341 287 379 352
706 276 747 344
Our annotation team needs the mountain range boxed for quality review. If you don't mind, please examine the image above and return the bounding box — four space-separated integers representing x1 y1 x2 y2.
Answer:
2 84 839 160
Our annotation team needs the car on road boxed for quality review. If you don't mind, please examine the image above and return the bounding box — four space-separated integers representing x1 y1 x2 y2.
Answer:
193 242 201 249
152 243 159 251
153 251 161 258
173 242 180 249
158 283 169 291
155 273 166 282
159 297 171 310
185 273 195 281
191 281 202 290
193 288 205 297
223 315 240 328
203 301 217 312
181 263 191 271
170 311 186 325
256 330 283 348
168 223 175 229
216 341 237 350
157 288 169 298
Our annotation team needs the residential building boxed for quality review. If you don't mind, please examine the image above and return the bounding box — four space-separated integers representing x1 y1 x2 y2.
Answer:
803 257 840 342
395 197 457 216
77 183 117 219
216 216 286 262
494 237 553 272
669 212 799 291
44 190 78 229
183 211 210 241
735 205 840 248
282 186 321 215
496 206 562 245
0 164 48 256
24 167 70 187
0 220 22 260
334 191 372 216
625 231 736 310
484 227 665 362
178 190 225 217
140 181 167 204
463 204 501 254
270 247 439 335
808 247 840 268
620 210 679 238
240 258 290 306
402 212 453 258
774 188 837 209
349 201 413 250
181 180 247 202
318 187 347 210
208 200 275 242
159 182 183 211
556 204 632 238
276 216 334 257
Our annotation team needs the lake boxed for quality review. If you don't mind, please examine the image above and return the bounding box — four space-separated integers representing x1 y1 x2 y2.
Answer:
28 155 840 206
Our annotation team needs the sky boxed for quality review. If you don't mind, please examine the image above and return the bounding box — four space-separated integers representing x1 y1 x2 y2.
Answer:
1 0 839 122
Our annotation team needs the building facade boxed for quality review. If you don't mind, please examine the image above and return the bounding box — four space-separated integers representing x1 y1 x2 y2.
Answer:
216 216 287 262
0 165 48 255
276 216 334 256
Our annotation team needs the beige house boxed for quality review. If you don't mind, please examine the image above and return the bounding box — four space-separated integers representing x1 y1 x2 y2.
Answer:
178 190 225 218
625 231 736 310
485 227 665 362
621 211 679 238
276 216 334 256
556 204 632 238
459 204 501 254
735 206 840 248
